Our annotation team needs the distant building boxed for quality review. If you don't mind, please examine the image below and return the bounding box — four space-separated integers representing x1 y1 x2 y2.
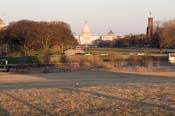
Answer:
101 30 119 41
74 22 100 45
75 22 119 45
146 17 153 39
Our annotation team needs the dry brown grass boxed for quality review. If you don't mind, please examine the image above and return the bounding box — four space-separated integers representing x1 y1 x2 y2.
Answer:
0 83 174 116
0 71 175 115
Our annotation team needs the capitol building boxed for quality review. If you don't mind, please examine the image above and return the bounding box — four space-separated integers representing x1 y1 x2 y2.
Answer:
75 22 119 45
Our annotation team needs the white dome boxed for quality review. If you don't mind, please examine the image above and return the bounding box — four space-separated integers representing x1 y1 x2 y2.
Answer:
81 22 91 36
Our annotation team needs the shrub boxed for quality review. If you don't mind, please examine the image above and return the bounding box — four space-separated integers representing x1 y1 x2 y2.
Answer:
2 56 40 64
60 54 68 64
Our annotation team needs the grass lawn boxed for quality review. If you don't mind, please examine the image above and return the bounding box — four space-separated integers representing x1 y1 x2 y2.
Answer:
85 48 167 56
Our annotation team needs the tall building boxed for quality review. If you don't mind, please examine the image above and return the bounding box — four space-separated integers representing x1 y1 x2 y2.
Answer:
75 22 119 45
75 22 100 45
146 17 153 39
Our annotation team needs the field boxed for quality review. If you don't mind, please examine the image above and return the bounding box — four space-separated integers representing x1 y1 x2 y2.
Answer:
0 71 175 116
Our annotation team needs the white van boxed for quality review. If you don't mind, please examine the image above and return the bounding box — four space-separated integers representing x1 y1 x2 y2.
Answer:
169 53 175 64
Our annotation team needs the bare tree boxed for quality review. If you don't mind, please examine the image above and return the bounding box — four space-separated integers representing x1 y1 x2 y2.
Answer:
3 20 78 56
160 20 175 48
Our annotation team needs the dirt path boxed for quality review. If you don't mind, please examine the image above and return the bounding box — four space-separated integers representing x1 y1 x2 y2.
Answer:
0 73 49 84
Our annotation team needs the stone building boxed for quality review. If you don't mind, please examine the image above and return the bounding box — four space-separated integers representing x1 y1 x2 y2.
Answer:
75 22 119 45
101 30 119 41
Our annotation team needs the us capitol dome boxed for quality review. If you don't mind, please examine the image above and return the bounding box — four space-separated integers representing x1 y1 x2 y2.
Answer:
81 22 91 36
75 22 119 45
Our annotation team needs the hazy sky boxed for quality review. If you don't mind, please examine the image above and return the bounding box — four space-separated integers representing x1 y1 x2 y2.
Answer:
0 0 175 35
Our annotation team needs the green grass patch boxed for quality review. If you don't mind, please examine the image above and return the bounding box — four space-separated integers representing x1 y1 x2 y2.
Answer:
85 48 163 55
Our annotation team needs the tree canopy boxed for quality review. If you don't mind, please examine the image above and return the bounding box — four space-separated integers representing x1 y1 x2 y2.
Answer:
1 20 78 55
160 20 175 48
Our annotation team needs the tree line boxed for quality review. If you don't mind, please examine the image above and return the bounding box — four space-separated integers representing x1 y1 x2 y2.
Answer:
159 20 175 48
1 19 175 56
93 34 148 48
0 20 78 55
94 19 175 49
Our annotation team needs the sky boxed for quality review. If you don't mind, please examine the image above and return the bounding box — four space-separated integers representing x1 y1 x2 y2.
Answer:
0 0 175 35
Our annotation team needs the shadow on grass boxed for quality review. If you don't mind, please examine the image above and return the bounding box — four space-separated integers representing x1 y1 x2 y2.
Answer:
68 105 118 116
0 107 10 116
2 92 52 116
64 87 175 113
